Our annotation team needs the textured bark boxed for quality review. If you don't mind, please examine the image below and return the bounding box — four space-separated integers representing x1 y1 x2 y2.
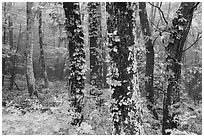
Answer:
39 4 49 88
107 2 142 134
2 58 6 86
162 2 199 135
88 2 103 88
25 2 37 97
2 2 7 45
139 2 158 120
63 2 86 126
2 2 7 86
101 2 109 88
81 2 90 84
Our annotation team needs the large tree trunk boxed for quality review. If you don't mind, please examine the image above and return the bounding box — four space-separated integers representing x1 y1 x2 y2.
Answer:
107 2 143 134
25 2 37 97
63 2 86 126
162 2 199 135
88 2 103 88
39 3 49 88
139 2 158 120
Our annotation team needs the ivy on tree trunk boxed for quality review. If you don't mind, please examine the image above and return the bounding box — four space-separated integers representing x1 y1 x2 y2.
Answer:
63 2 86 126
88 2 103 88
101 2 109 88
162 2 199 135
107 2 143 135
81 2 90 84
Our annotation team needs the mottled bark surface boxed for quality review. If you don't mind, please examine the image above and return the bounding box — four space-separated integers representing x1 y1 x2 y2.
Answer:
89 2 103 88
162 2 199 135
2 2 7 86
107 2 141 134
101 2 109 88
39 5 49 88
63 2 86 126
139 2 158 120
81 2 90 84
25 2 36 97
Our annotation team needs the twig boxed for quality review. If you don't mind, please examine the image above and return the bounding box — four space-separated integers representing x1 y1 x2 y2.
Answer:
182 32 201 52
148 2 168 25
14 81 20 91
151 18 162 46
192 2 200 11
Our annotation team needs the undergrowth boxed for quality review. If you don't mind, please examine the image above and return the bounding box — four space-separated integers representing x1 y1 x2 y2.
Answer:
2 78 202 135
2 78 113 135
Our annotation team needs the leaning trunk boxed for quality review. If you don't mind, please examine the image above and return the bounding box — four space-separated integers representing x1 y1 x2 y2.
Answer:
162 2 199 135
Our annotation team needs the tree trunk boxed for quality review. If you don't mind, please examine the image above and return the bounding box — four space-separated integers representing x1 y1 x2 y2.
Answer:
10 23 22 91
81 2 90 84
63 2 86 126
101 2 109 88
162 2 199 135
2 2 7 86
107 2 143 134
139 2 158 120
88 2 103 88
39 3 49 88
25 2 37 97
8 2 15 90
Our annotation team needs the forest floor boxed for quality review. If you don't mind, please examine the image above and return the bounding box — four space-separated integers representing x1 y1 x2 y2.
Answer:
2 75 113 135
2 75 202 135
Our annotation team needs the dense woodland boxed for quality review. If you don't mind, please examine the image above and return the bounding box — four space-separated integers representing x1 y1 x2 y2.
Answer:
2 2 202 135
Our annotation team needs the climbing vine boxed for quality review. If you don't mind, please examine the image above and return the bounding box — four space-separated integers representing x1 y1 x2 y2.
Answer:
88 2 103 88
162 2 199 134
63 2 86 126
107 2 143 135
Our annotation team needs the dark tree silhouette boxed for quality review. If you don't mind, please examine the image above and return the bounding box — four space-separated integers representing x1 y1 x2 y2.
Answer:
139 2 158 120
63 2 86 126
88 2 103 88
162 2 200 135
107 2 142 134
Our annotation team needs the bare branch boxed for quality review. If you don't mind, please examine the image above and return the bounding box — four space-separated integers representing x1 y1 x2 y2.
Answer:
148 2 168 25
192 2 200 11
182 32 202 52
